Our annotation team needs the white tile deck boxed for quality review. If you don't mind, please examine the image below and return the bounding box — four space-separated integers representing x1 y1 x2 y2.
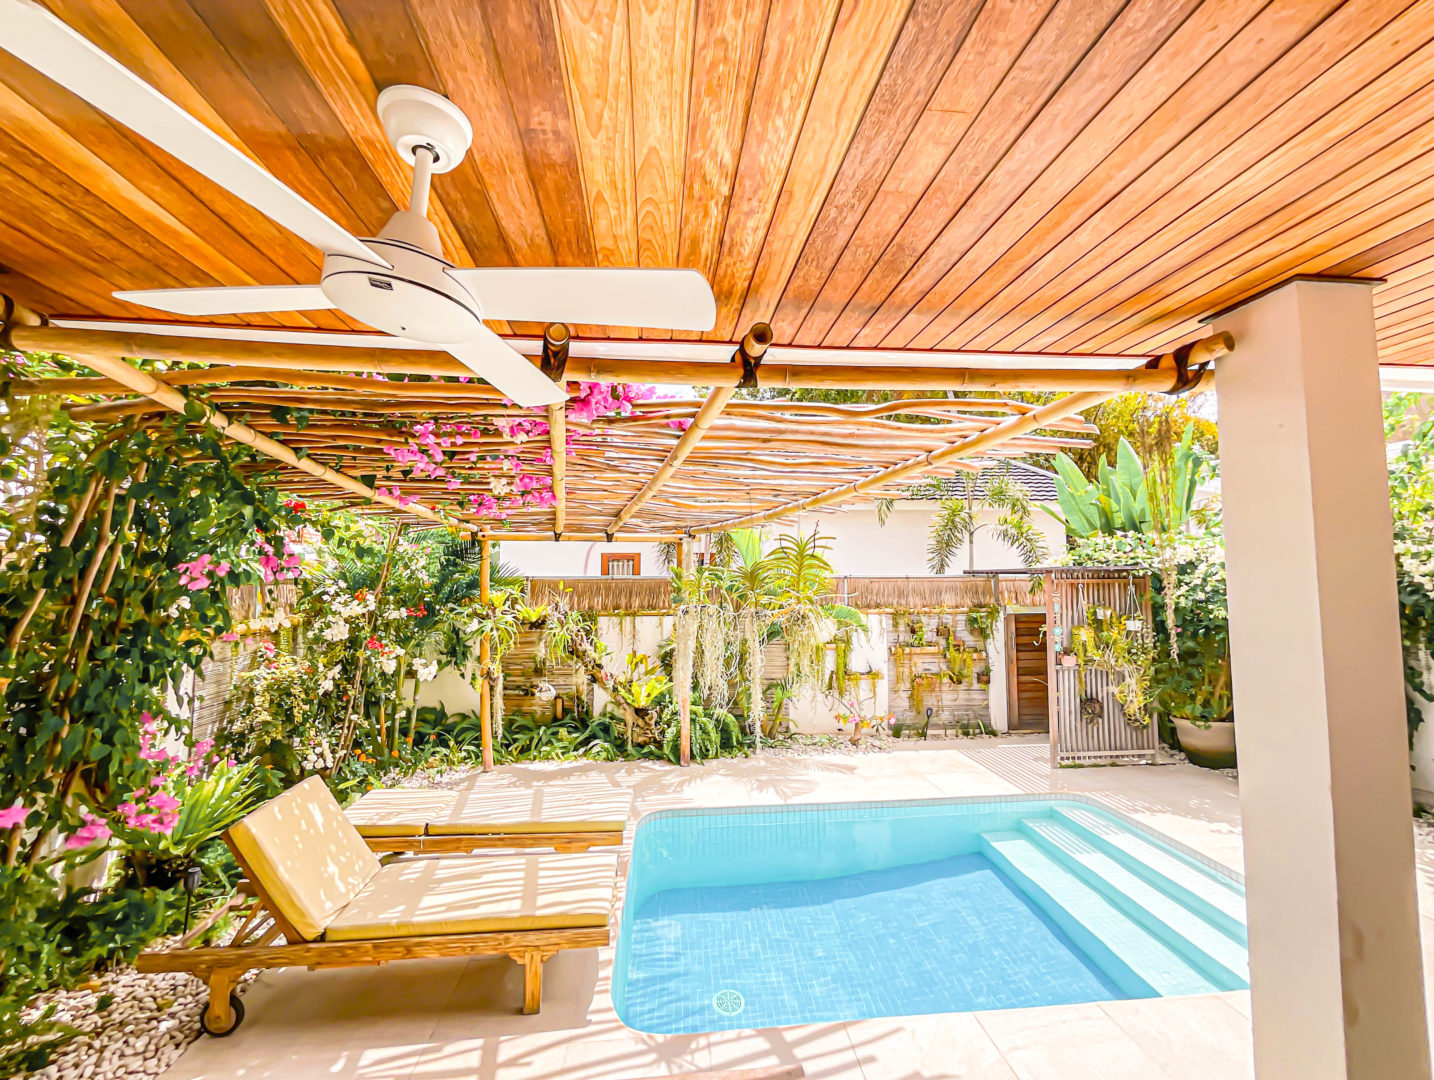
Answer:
158 736 1434 1079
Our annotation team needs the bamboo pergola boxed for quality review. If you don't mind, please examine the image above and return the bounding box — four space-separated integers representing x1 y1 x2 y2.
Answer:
3 310 1231 539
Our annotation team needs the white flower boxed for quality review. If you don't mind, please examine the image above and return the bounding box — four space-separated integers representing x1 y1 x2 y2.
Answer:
321 620 350 642
414 658 440 682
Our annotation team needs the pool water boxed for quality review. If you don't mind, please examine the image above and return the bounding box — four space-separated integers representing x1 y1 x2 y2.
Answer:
613 796 1247 1034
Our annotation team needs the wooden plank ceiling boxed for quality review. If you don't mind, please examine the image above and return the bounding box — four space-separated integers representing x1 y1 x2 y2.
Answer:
3 0 1434 365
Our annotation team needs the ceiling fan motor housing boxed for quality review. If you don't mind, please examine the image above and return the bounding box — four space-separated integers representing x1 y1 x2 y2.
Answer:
321 237 483 344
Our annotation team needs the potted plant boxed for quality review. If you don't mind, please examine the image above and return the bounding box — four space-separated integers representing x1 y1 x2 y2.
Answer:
1158 635 1235 769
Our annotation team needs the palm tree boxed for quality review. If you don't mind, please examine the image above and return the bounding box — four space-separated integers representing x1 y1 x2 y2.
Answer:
923 467 1048 573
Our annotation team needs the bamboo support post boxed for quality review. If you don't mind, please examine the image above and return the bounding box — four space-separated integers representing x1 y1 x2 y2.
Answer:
2 335 462 531
334 524 402 763
547 403 567 537
479 537 493 773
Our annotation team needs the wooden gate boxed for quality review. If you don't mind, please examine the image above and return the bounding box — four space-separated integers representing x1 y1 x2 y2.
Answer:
1007 612 1050 732
1047 569 1158 766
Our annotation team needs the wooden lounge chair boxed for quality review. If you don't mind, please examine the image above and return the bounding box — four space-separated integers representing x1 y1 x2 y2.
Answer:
138 777 617 1035
344 781 630 854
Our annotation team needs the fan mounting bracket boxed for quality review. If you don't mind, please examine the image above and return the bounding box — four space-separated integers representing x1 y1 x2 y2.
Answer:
376 85 473 174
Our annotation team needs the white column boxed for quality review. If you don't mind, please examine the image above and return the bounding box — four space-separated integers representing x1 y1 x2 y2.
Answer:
1213 278 1429 1080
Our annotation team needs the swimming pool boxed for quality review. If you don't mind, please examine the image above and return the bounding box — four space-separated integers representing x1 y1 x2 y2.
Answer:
613 795 1247 1034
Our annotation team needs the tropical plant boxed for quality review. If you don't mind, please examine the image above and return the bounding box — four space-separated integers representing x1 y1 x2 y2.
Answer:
116 758 261 888
0 360 303 1068
1069 605 1155 726
1155 635 1232 729
922 468 1048 572
1046 428 1204 538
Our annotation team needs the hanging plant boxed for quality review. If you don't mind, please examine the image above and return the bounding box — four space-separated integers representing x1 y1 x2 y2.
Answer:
964 603 999 646
1069 605 1155 726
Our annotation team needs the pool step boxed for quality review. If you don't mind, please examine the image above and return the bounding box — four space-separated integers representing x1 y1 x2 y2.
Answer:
1050 806 1246 944
979 831 1222 999
1017 819 1247 990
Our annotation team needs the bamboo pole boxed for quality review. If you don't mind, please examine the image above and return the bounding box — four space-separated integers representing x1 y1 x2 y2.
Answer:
9 324 1221 394
479 537 494 773
607 324 769 534
689 333 1232 533
480 531 684 542
334 524 403 765
694 392 1115 533
24 346 464 531
547 403 567 538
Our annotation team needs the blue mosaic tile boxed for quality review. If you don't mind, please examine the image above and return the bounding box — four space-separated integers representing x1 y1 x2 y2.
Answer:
612 797 1248 1035
618 853 1128 1034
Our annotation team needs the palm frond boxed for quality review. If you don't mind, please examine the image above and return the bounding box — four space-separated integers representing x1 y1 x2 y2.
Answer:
926 498 975 573
992 512 1048 567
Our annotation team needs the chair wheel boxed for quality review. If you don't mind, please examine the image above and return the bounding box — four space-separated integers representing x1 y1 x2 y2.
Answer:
200 992 245 1037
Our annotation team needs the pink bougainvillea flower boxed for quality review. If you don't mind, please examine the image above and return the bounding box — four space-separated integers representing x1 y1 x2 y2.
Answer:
0 804 29 829
65 812 112 849
219 632 239 642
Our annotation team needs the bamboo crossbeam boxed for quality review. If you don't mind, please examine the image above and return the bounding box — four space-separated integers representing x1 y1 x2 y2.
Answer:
691 390 1118 534
605 323 773 535
691 332 1231 533
479 531 683 541
40 350 465 532
9 325 1215 394
607 384 734 535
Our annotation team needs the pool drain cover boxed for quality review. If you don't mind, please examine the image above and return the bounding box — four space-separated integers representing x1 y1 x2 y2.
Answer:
713 989 745 1016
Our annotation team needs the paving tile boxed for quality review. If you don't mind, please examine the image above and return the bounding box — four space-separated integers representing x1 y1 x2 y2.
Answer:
975 1002 1177 1080
1099 994 1253 1080
1219 990 1252 1019
703 1023 864 1079
557 1033 710 1078
846 1013 1017 1079
159 742 1263 1080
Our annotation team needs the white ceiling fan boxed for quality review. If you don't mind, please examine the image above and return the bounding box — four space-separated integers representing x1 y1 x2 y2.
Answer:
0 0 717 407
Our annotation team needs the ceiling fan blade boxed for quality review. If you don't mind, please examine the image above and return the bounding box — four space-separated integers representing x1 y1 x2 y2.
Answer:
0 0 388 267
113 285 334 317
448 267 716 330
448 326 567 408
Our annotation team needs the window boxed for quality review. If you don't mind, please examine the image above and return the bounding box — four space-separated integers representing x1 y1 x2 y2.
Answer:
601 553 641 577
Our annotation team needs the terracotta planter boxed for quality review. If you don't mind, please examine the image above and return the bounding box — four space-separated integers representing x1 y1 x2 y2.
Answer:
1173 717 1236 770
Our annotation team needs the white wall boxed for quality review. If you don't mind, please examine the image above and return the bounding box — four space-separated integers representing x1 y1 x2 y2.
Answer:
808 501 1067 576
495 501 1066 579
496 539 666 578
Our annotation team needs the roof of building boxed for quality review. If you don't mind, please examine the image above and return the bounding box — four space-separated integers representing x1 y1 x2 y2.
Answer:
900 462 1060 502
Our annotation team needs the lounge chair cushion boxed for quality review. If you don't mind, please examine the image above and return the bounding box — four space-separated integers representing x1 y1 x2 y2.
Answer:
344 789 459 837
228 776 381 941
426 783 631 836
324 852 619 941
